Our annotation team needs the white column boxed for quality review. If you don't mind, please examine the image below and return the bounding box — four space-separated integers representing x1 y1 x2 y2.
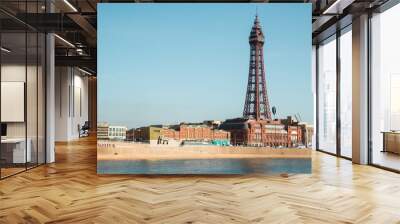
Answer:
45 0 56 163
46 33 55 163
312 45 317 150
352 14 369 164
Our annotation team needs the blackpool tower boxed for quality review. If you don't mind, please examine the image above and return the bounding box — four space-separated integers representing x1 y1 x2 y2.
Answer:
243 15 272 120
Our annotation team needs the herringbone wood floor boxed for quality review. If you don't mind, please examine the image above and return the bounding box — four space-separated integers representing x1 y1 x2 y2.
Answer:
1 137 400 224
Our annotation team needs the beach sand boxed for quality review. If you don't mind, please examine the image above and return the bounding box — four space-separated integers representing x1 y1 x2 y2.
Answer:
97 141 311 161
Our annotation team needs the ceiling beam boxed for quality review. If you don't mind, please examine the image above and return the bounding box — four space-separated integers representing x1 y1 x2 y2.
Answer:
55 55 96 73
67 13 97 46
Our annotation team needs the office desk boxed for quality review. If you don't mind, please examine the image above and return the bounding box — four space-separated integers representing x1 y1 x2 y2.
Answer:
382 131 400 154
1 138 31 163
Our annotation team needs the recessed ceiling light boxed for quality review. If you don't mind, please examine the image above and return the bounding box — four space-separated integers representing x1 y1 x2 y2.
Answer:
322 0 354 15
63 0 78 12
54 34 75 48
78 67 93 76
1 47 11 53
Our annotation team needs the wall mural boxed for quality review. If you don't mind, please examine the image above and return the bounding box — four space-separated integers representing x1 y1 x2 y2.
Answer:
97 3 313 174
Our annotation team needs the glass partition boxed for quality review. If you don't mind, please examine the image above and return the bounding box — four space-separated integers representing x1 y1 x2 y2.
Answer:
27 31 38 169
339 27 352 158
0 1 46 179
317 35 337 154
1 31 28 177
371 3 400 171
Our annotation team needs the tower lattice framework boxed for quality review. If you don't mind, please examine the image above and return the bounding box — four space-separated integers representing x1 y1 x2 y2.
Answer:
243 15 272 120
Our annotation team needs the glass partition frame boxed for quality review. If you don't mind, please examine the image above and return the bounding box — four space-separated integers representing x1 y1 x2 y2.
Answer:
369 2 400 172
0 1 47 179
315 24 353 160
315 0 400 173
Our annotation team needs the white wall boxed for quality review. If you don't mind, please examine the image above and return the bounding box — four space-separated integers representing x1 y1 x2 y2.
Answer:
72 73 89 138
1 65 26 139
1 65 41 138
1 63 46 163
55 67 89 141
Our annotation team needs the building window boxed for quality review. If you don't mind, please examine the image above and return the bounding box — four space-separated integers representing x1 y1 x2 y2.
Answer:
371 4 400 171
318 35 337 154
340 26 352 158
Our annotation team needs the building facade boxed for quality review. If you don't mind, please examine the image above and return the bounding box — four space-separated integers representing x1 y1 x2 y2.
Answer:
108 126 127 140
97 123 127 141
126 128 135 141
220 117 303 147
134 123 230 144
97 123 109 140
299 123 314 147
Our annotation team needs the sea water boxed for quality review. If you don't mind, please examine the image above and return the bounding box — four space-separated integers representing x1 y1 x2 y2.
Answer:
97 158 311 174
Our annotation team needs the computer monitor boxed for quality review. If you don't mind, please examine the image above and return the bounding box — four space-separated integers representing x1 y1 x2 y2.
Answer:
1 123 7 137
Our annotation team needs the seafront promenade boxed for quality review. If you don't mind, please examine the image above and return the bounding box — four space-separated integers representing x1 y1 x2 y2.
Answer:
97 141 311 161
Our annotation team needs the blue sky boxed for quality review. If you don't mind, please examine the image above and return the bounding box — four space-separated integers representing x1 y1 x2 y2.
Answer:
98 3 312 129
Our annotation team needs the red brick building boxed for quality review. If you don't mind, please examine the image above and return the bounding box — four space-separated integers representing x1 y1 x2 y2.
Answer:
134 123 230 143
176 124 230 140
220 117 303 147
126 128 135 141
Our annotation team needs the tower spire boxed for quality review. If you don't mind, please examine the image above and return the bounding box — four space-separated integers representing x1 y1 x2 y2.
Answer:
254 7 259 24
